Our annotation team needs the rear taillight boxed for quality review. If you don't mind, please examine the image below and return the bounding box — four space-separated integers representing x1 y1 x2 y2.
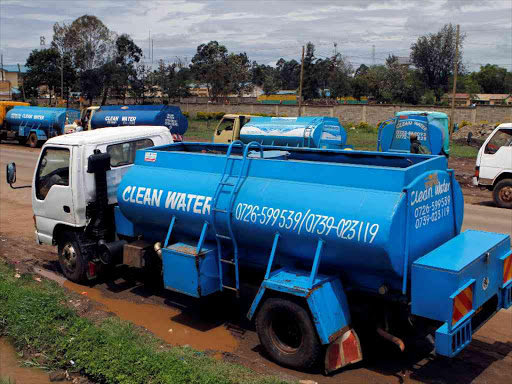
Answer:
474 166 480 178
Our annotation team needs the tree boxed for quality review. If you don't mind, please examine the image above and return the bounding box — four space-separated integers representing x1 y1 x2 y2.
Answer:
190 41 229 100
263 73 280 95
470 64 510 94
226 52 253 97
24 48 76 104
154 59 191 102
302 42 320 100
52 15 115 72
328 54 353 99
411 24 465 101
276 58 300 89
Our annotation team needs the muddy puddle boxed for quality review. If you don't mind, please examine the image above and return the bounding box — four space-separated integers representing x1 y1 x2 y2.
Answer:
63 281 238 353
0 338 52 384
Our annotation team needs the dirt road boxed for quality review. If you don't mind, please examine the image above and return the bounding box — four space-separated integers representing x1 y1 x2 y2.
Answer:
0 144 511 384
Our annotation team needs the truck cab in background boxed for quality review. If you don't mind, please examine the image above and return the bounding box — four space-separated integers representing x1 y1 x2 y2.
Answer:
213 114 253 143
473 123 512 208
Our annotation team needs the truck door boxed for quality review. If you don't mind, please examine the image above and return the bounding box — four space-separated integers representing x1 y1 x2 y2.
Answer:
214 117 236 143
32 146 76 244
480 128 512 181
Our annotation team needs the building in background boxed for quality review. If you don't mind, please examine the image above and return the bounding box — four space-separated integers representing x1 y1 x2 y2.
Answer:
441 93 512 106
0 65 28 100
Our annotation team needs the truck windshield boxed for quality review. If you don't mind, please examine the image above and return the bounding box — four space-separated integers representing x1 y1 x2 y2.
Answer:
217 119 235 133
35 147 70 200
485 129 512 154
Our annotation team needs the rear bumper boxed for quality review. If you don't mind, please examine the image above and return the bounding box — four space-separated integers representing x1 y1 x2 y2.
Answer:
435 280 512 357
411 230 512 358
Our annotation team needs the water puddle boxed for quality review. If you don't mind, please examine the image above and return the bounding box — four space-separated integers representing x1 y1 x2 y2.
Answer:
0 338 52 384
63 281 238 353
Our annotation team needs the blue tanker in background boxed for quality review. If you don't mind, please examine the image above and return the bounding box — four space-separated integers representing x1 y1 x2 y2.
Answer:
80 105 188 141
377 111 453 156
2 106 80 147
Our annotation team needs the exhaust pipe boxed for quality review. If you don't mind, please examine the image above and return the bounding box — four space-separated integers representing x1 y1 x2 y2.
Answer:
376 328 405 352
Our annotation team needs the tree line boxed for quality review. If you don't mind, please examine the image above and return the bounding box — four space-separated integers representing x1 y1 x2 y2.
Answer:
22 16 512 106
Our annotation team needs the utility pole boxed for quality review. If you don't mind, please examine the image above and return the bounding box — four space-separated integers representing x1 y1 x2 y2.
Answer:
298 45 305 117
1 53 4 81
18 63 26 101
449 24 460 139
60 54 64 101
372 45 376 66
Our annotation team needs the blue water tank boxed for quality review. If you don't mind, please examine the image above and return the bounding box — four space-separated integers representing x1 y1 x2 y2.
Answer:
117 143 463 294
5 106 80 137
240 117 347 149
90 105 188 135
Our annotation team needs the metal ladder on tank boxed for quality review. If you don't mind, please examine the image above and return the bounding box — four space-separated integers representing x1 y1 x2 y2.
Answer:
210 140 264 297
302 117 320 147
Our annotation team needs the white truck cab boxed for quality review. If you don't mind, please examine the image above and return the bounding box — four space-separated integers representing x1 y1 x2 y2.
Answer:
7 126 173 282
473 123 512 208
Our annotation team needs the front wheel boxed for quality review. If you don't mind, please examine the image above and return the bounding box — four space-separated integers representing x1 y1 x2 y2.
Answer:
256 298 321 369
28 133 38 148
493 179 512 209
58 232 89 283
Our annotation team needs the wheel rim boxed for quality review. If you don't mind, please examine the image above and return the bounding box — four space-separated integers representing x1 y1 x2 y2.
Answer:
269 309 303 354
61 242 77 273
499 186 512 203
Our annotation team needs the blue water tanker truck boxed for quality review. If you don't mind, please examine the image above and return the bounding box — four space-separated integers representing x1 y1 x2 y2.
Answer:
2 106 80 147
88 105 188 140
377 111 452 156
10 138 510 373
239 116 349 149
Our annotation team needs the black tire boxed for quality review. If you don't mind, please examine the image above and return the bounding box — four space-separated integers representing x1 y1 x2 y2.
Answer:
58 231 89 283
256 298 321 369
493 179 512 209
28 133 38 148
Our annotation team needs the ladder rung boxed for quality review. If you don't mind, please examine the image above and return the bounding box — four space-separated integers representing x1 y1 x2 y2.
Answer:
213 208 227 213
222 285 238 292
216 234 231 240
221 259 235 265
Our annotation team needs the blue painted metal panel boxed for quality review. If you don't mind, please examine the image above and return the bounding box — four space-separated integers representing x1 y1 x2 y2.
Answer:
162 242 220 298
90 105 188 135
114 206 135 237
246 267 350 344
239 117 347 149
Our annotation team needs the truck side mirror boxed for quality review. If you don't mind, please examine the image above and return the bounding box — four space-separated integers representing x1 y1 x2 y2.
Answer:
6 162 16 185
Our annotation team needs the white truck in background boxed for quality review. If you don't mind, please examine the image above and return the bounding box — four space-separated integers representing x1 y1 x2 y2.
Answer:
473 123 512 208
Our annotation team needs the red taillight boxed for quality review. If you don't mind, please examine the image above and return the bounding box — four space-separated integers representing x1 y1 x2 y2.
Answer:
474 167 479 178
88 262 97 279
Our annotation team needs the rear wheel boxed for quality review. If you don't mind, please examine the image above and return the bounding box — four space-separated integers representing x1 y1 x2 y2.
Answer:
28 133 38 148
493 179 512 209
58 231 89 283
256 298 320 369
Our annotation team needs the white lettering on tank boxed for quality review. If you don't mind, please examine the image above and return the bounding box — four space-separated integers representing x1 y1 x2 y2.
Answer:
129 186 137 203
151 189 163 207
177 193 187 211
143 188 152 205
122 186 131 201
193 196 204 214
136 187 146 204
165 191 179 209
186 194 197 211
203 197 212 215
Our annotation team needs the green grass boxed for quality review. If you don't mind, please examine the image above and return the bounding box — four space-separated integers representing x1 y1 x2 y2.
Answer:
187 119 216 141
0 261 290 384
450 143 479 158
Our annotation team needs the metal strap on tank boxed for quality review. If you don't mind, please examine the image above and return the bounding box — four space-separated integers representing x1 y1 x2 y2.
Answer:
303 117 320 148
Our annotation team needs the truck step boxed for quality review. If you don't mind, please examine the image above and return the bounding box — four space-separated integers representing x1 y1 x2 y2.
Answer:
216 234 231 240
221 258 235 265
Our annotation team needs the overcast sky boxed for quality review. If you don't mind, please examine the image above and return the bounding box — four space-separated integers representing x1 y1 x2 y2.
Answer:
0 0 511 72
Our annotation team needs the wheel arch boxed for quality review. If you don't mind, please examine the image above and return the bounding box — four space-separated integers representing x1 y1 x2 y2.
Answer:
52 223 84 245
493 172 512 188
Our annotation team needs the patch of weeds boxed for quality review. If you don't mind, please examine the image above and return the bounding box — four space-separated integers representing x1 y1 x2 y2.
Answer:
0 261 290 384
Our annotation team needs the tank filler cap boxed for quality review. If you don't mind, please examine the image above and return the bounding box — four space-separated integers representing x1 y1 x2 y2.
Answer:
378 285 389 295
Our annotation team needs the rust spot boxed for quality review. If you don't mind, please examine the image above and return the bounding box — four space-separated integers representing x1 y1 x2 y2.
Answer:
305 283 322 298
172 245 198 255
328 325 350 343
